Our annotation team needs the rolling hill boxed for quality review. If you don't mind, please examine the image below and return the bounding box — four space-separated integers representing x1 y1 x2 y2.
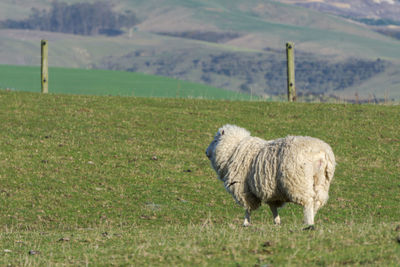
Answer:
277 0 400 22
0 65 254 100
0 0 399 101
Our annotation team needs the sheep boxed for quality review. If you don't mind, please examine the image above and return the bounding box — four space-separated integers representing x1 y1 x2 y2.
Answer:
205 124 335 229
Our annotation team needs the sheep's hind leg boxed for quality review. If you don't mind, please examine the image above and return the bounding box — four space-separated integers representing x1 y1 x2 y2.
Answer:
268 203 281 225
243 209 251 227
303 199 315 230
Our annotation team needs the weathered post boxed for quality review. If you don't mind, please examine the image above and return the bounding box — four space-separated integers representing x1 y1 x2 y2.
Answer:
286 42 296 102
41 40 48 93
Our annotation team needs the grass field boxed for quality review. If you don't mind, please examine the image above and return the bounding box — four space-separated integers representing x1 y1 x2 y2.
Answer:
0 90 399 265
0 65 254 100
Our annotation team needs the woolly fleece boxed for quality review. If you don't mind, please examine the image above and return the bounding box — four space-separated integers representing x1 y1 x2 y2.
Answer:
206 124 336 226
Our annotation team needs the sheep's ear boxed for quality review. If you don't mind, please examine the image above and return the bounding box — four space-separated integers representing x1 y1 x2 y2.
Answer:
221 130 225 135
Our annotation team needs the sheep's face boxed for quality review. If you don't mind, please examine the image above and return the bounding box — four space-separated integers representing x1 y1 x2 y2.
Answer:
205 129 224 171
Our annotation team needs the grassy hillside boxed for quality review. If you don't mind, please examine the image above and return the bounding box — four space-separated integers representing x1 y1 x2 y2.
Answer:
0 65 253 100
1 0 400 100
2 29 398 101
2 0 400 60
0 90 399 265
2 0 400 61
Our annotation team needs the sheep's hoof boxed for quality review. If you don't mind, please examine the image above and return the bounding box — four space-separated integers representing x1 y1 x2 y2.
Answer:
242 222 251 227
303 225 315 231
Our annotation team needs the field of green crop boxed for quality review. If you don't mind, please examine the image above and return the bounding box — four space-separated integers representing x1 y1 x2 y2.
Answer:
0 90 399 266
0 65 254 100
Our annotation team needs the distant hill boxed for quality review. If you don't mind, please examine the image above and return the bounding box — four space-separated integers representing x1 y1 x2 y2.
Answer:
275 0 400 41
277 0 400 22
0 0 399 101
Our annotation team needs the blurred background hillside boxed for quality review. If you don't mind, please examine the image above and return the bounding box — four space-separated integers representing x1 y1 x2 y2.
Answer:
1 0 399 101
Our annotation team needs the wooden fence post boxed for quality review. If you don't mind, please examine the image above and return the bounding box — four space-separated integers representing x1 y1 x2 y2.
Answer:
286 42 296 102
41 40 48 93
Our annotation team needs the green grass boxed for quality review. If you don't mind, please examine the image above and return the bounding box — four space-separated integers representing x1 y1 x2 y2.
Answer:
0 90 399 265
0 65 253 100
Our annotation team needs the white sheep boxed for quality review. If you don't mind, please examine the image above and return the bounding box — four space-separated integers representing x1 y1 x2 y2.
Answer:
205 124 335 229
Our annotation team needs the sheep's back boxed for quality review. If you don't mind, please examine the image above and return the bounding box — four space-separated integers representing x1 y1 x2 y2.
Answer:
247 138 287 201
224 136 266 181
247 136 334 202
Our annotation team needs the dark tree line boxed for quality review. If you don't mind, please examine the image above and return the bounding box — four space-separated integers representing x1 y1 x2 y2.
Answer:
354 17 400 26
157 31 241 43
376 28 400 40
0 1 139 36
103 49 388 96
199 53 387 94
294 58 387 92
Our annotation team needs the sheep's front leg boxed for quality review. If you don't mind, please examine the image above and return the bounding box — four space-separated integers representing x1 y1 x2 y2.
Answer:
243 209 251 227
268 203 281 225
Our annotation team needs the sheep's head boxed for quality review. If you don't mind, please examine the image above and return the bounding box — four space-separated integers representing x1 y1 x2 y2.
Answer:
206 124 251 179
205 129 224 169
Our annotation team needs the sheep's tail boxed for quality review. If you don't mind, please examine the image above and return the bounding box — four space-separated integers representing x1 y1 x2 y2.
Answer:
314 146 336 211
324 147 336 183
